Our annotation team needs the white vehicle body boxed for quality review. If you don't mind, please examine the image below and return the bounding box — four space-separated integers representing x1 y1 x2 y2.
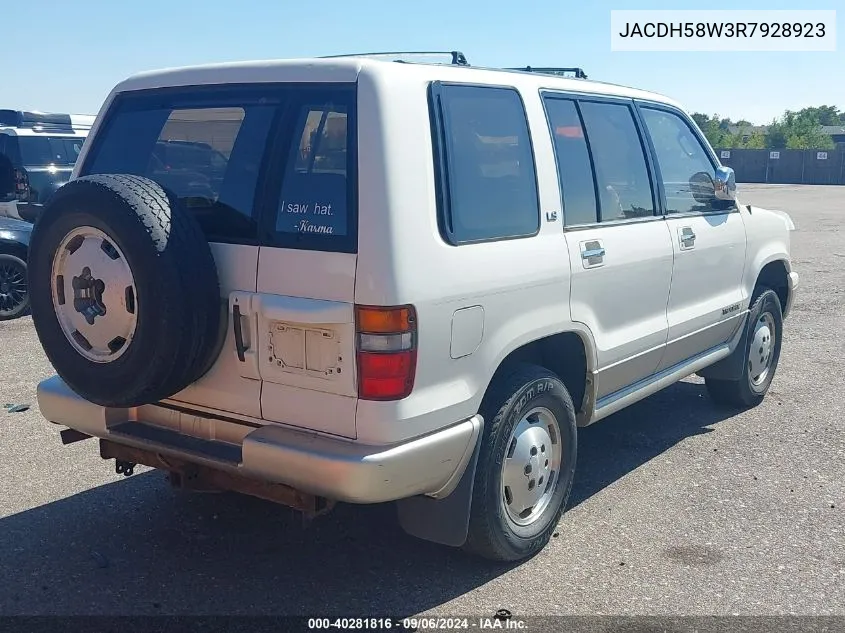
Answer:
32 56 798 560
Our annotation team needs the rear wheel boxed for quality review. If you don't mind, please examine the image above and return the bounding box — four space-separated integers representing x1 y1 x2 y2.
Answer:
0 253 29 321
464 364 577 562
705 288 783 408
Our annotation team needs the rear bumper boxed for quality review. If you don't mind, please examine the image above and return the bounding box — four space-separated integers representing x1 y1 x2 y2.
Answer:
785 270 799 319
37 375 482 504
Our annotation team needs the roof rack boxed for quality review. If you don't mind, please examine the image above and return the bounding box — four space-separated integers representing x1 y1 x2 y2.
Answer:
320 50 469 66
507 66 588 79
0 109 72 130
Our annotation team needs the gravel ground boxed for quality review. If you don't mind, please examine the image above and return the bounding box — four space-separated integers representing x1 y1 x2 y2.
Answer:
0 184 842 619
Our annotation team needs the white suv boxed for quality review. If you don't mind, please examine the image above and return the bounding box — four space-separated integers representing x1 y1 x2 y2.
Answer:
29 52 799 562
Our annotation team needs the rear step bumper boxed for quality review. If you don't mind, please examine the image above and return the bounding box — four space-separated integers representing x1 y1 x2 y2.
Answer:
37 375 483 504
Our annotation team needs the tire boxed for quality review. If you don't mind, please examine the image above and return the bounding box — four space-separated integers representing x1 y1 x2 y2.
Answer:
28 174 221 407
464 363 578 562
0 253 29 321
705 287 783 409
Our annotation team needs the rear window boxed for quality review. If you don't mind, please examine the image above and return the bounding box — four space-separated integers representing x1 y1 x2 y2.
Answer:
19 136 85 166
82 89 278 243
81 84 357 251
264 86 357 253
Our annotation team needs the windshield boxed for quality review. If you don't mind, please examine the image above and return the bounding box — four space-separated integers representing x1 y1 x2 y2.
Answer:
18 136 85 167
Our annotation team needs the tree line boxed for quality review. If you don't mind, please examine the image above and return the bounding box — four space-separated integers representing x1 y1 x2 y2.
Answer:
691 105 843 150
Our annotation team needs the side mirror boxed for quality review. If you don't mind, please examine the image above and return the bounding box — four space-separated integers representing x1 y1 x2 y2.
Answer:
689 171 715 204
714 166 736 201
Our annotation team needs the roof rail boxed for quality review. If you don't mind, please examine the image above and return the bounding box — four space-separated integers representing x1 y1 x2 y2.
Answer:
507 66 588 79
320 50 469 66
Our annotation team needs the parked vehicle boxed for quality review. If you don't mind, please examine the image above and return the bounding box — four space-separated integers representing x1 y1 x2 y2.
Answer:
28 52 799 562
0 110 93 223
0 216 31 320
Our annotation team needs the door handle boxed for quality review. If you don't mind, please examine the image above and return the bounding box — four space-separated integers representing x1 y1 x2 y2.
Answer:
232 303 247 362
579 240 606 269
228 292 261 380
679 226 696 249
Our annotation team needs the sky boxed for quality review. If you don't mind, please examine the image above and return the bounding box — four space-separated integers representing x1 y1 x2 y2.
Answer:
1 0 842 124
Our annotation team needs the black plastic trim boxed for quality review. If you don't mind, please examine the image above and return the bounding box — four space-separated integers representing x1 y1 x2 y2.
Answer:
110 421 243 464
232 303 246 362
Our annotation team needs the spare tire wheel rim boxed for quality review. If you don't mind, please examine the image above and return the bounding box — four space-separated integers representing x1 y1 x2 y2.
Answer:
51 226 138 363
500 406 563 528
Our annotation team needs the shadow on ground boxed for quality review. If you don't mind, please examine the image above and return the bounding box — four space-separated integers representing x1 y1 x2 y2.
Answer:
0 380 736 616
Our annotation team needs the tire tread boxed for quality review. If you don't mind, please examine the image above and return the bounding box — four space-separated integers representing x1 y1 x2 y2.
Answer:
464 363 577 562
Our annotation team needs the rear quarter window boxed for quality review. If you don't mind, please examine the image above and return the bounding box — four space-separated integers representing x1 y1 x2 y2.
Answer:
431 83 540 245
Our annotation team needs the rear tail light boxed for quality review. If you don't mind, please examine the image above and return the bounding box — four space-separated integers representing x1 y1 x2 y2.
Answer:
355 305 417 400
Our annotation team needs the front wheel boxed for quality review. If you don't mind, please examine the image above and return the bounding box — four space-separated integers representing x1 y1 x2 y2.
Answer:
705 288 783 408
464 364 578 562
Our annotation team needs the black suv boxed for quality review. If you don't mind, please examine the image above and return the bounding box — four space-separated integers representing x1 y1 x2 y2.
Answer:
0 216 30 320
0 110 92 223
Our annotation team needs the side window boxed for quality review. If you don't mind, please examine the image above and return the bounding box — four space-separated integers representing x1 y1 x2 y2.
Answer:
18 136 84 166
578 101 655 222
0 137 12 195
437 84 540 243
640 107 720 214
0 135 21 165
543 97 598 226
274 98 353 250
83 95 279 243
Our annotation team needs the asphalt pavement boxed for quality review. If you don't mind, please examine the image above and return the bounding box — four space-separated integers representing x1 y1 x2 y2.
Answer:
0 184 842 618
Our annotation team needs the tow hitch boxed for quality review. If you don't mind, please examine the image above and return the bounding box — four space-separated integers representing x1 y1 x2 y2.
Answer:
115 460 135 477
99 439 336 520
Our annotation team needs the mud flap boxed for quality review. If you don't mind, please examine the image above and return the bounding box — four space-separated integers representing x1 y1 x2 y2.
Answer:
697 312 752 382
396 433 482 548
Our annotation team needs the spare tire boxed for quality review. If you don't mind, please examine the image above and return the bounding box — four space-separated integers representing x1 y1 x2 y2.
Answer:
28 174 221 407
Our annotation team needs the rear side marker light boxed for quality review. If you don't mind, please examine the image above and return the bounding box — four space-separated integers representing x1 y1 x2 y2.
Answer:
356 305 417 401
357 305 414 333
